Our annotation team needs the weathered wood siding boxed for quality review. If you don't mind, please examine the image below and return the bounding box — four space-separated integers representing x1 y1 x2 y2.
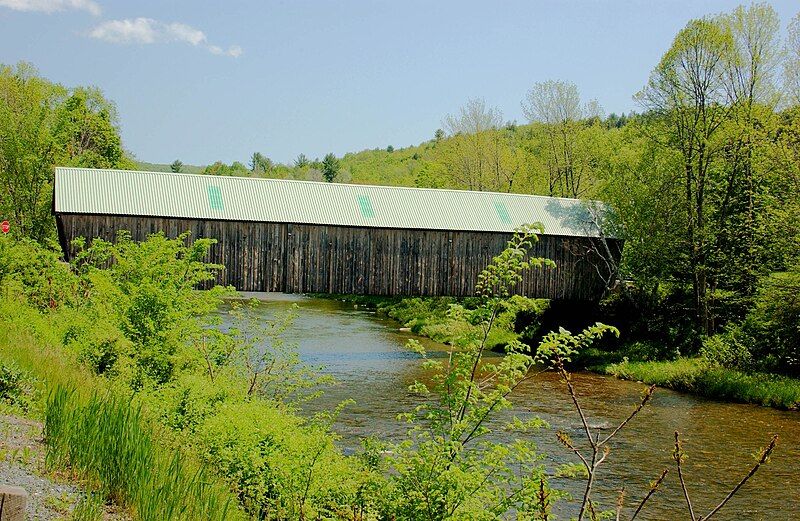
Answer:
56 214 621 300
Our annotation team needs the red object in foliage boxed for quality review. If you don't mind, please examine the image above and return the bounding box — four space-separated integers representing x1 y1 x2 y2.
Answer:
0 220 9 234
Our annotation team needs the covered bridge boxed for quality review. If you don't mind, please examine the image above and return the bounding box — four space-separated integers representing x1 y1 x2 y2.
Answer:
53 167 621 300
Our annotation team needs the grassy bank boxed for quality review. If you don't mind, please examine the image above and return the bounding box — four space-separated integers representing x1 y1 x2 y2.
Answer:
603 358 800 410
0 300 245 520
319 294 548 350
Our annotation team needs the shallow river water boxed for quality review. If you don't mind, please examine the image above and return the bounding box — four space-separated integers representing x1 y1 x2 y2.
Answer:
230 293 799 520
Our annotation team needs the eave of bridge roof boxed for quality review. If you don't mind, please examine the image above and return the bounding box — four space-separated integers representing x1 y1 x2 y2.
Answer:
54 167 611 238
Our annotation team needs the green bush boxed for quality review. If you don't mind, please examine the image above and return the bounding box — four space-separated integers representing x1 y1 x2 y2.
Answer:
197 401 370 519
0 361 36 411
700 267 800 376
0 236 81 310
375 295 547 351
598 283 701 357
72 232 233 386
150 373 234 433
740 268 800 375
700 328 753 370
58 310 132 377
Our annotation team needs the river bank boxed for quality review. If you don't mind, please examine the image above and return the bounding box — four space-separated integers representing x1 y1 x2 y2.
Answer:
317 294 800 411
601 358 800 410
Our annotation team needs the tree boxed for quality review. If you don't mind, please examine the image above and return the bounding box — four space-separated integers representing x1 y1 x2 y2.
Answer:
0 62 129 242
785 12 800 106
439 98 503 190
487 126 527 193
170 159 183 173
203 161 248 177
522 80 583 124
249 152 272 176
443 97 503 137
53 87 125 169
321 153 340 183
636 18 735 335
521 80 604 197
434 128 445 141
712 3 783 299
294 153 309 168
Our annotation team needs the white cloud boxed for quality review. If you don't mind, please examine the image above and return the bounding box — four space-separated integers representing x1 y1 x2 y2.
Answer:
0 0 100 16
209 44 242 58
165 22 206 46
88 18 241 57
89 17 157 44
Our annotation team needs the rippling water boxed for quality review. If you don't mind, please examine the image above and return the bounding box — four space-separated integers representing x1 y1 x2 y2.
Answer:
224 293 800 520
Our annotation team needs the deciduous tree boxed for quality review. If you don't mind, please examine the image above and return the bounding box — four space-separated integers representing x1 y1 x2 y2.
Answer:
636 18 734 334
522 80 604 198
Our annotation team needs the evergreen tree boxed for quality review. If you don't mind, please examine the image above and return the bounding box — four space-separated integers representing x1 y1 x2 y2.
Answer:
321 153 340 183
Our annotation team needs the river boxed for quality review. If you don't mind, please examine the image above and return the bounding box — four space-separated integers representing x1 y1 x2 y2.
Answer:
227 293 800 520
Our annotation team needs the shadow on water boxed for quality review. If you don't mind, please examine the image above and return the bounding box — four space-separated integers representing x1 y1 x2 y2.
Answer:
221 293 800 520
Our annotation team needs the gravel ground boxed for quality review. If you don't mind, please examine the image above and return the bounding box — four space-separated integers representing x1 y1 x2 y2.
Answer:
0 413 80 520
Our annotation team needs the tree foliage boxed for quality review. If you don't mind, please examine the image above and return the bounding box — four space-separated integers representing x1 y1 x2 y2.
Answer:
0 63 130 242
321 152 340 183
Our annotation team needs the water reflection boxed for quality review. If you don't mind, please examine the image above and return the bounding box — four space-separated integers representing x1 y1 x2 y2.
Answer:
221 293 800 520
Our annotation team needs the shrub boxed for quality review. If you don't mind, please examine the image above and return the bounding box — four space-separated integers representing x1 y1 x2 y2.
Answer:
59 310 131 377
378 294 548 351
740 267 800 375
0 236 81 310
0 361 36 411
383 226 559 519
150 373 234 433
598 282 701 356
700 328 753 370
197 401 369 519
72 232 234 386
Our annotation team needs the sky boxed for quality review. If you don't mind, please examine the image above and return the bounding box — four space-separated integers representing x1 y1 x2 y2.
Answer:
1 0 798 166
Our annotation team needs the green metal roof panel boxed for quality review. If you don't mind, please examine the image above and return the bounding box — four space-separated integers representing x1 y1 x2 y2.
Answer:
357 194 375 219
207 185 224 211
54 167 608 237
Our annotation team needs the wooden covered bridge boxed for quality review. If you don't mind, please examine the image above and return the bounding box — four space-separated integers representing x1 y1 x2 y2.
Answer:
53 167 621 300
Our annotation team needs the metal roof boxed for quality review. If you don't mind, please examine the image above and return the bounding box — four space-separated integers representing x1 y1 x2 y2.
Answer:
54 167 606 237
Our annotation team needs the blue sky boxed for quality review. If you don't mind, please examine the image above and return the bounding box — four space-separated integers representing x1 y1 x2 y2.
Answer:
1 1 797 166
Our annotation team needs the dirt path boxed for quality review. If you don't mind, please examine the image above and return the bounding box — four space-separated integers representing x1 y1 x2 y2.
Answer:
1 413 81 520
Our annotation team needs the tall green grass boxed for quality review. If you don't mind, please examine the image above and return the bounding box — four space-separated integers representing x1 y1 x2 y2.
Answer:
605 358 800 410
45 385 239 521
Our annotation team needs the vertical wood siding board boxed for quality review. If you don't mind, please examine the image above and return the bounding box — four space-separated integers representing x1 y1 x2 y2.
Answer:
262 223 268 292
